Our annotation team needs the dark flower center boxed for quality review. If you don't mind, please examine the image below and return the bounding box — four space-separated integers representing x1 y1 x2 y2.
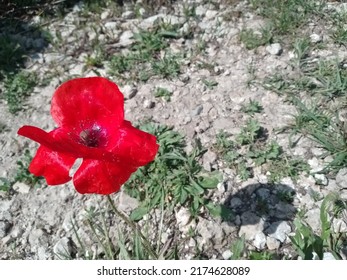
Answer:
79 124 106 147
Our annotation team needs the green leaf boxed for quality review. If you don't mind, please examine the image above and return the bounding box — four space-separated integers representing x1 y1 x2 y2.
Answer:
200 175 219 189
205 203 235 220
130 207 149 221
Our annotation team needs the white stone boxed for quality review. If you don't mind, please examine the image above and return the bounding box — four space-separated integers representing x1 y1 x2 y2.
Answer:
175 207 191 227
314 173 328 186
53 237 72 257
195 6 207 16
305 208 321 233
118 191 139 213
222 250 233 260
101 11 110 20
253 232 267 250
118 30 134 47
333 218 347 233
205 10 218 20
323 252 336 260
310 33 322 43
238 212 264 240
104 21 118 30
266 236 280 250
336 168 347 189
122 11 135 19
266 221 291 243
266 43 282 55
308 157 324 173
197 218 225 247
12 182 30 194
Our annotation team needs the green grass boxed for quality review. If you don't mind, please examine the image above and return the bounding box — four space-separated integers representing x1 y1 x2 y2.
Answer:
250 0 325 36
154 87 172 101
0 35 25 77
264 58 347 174
3 71 37 113
108 23 183 82
124 123 232 221
214 120 308 183
290 193 347 260
0 149 42 193
239 27 273 50
241 99 263 116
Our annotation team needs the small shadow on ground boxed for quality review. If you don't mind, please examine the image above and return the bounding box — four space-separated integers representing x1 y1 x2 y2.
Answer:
222 182 297 235
0 0 84 80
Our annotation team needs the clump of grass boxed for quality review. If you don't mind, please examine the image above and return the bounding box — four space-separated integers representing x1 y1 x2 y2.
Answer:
241 99 263 116
108 23 182 82
202 79 218 90
250 0 325 36
154 87 172 101
0 35 25 77
0 149 42 193
290 193 347 260
124 123 232 221
214 120 308 183
239 27 273 50
3 71 37 113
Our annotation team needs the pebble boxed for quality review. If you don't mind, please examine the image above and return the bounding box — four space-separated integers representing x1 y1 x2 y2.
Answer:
253 232 267 250
12 182 31 194
310 33 322 43
266 43 282 56
0 221 11 238
101 11 110 20
143 100 155 109
266 221 291 243
266 236 280 250
118 191 139 213
205 10 218 20
53 237 72 258
197 218 225 247
229 197 243 209
121 84 137 100
191 105 203 117
175 207 191 227
202 150 217 172
118 30 134 47
195 6 207 17
305 208 321 233
336 168 347 189
333 218 347 233
222 250 233 260
256 188 270 200
122 11 135 19
314 173 328 186
238 211 264 240
104 21 118 30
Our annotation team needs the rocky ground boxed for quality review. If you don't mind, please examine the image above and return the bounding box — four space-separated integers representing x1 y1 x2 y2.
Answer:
1 0 347 260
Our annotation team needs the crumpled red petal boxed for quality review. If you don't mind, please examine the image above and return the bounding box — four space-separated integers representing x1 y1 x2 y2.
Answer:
73 159 137 195
29 145 76 185
107 121 159 166
51 77 124 129
18 125 123 163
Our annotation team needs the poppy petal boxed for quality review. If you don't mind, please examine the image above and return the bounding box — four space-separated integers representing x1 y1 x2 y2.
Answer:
73 159 137 195
108 121 159 166
51 77 124 129
29 145 76 185
18 125 123 163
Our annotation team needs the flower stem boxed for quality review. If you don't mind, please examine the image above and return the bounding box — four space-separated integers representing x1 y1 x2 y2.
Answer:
106 195 158 259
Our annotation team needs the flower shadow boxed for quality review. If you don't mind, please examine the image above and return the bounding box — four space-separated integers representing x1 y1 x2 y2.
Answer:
222 182 297 236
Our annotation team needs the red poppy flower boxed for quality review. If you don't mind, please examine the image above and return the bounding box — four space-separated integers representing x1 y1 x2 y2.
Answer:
17 77 159 195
